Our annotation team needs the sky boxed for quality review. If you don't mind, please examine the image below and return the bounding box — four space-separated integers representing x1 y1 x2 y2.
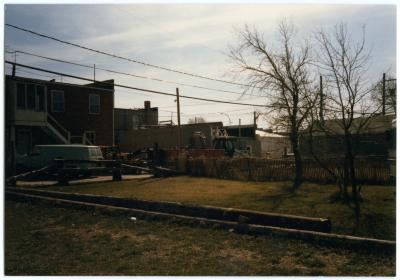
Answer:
4 3 397 128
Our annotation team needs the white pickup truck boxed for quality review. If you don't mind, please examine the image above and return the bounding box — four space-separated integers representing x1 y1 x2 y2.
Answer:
17 144 104 173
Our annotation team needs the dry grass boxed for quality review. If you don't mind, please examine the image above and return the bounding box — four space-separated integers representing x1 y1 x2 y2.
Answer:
5 200 395 276
38 176 396 240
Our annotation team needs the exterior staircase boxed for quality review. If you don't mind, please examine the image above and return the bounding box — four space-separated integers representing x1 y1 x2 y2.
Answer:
43 114 94 145
44 114 71 144
15 111 91 145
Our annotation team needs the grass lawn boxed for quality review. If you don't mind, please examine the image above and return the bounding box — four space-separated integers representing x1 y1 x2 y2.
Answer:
5 200 395 276
37 176 396 240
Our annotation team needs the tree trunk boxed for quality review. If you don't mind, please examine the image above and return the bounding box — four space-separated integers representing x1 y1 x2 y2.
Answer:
344 131 361 225
290 129 303 190
347 136 361 225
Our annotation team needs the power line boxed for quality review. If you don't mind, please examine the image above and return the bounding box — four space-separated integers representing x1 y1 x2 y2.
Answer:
160 96 266 109
159 107 257 118
7 49 246 96
179 111 246 117
15 69 57 79
5 61 268 108
6 61 378 115
6 23 253 88
113 81 263 111
7 72 113 93
6 49 89 68
6 63 57 79
115 88 160 99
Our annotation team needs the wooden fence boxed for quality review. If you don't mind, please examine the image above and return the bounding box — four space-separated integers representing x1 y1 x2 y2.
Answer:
186 157 392 184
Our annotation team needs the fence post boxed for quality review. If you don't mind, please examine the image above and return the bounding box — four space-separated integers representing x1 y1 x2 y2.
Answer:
112 161 122 181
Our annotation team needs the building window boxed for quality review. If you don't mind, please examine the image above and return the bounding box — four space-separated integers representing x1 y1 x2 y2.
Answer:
89 94 100 114
16 83 26 109
16 83 46 111
85 131 96 145
52 90 65 112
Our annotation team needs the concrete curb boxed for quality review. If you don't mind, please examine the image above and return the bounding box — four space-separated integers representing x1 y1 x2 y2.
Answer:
6 190 395 253
7 187 331 233
15 174 153 187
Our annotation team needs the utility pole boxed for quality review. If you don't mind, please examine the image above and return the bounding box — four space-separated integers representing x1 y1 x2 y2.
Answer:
382 73 386 115
176 88 182 150
12 52 16 77
93 64 96 83
238 118 241 138
253 111 258 139
319 75 324 123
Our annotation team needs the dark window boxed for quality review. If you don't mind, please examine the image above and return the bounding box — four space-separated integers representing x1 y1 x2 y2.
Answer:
52 90 65 112
36 85 45 112
89 94 100 114
27 84 36 110
16 83 25 109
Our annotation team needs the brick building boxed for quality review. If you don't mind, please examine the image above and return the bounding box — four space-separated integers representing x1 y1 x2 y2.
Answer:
5 75 115 175
114 100 157 132
114 101 159 147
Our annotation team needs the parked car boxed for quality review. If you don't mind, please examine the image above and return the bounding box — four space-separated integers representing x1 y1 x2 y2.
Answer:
17 144 104 175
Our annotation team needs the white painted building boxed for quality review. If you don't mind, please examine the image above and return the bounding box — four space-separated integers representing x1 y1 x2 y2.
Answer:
256 130 291 159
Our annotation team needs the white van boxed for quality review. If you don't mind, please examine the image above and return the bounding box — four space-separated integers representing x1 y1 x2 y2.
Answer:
18 144 104 171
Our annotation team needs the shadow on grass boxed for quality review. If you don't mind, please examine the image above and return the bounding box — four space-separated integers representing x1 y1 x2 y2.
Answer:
255 183 298 212
127 177 167 188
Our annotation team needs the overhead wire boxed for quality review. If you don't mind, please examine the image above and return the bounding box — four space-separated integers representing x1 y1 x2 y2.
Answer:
6 24 383 117
6 63 57 79
6 49 247 96
5 61 379 115
15 69 57 79
159 96 266 109
6 23 255 88
7 63 260 116
5 61 268 108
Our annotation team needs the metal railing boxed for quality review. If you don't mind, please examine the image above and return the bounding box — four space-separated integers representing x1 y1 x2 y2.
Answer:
46 114 71 143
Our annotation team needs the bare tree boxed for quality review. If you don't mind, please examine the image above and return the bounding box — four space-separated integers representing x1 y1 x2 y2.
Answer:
229 21 317 190
312 23 380 225
371 74 396 115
